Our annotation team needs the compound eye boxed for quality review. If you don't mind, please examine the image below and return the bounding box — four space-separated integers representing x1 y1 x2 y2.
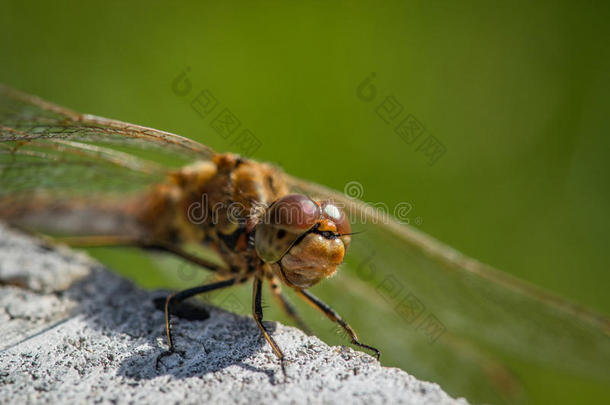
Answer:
255 194 321 263
320 201 351 235
267 194 321 231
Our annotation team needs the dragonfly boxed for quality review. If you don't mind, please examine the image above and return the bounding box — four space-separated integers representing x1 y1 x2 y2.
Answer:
0 85 608 404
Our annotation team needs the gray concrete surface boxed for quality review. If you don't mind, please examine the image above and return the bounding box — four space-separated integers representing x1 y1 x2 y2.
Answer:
0 223 469 405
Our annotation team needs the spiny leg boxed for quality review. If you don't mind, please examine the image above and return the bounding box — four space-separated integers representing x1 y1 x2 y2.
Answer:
156 277 243 368
46 235 236 367
253 276 286 374
296 288 380 360
52 234 141 247
47 234 227 273
49 235 228 273
268 276 312 335
144 242 228 273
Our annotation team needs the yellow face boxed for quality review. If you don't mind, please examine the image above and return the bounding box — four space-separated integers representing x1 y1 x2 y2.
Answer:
254 194 351 288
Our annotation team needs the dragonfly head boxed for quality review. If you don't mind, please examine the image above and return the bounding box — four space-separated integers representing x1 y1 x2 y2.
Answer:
254 194 351 288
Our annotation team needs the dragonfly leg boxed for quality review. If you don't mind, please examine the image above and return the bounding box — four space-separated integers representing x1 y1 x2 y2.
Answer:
47 234 141 247
156 277 244 369
296 288 380 360
146 242 228 273
42 235 228 273
253 276 286 375
268 276 312 335
41 234 228 273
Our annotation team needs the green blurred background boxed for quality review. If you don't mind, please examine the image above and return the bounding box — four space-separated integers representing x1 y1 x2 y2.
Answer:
2 1 609 403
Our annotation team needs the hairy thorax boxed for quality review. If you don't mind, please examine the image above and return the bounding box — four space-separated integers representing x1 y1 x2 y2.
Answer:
137 153 288 273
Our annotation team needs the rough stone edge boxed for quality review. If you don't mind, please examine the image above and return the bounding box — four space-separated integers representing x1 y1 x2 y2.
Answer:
0 223 469 405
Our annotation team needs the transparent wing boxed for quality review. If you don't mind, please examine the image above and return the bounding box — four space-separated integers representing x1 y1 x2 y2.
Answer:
287 175 610 404
0 84 216 236
0 84 215 165
0 138 166 197
0 84 217 197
